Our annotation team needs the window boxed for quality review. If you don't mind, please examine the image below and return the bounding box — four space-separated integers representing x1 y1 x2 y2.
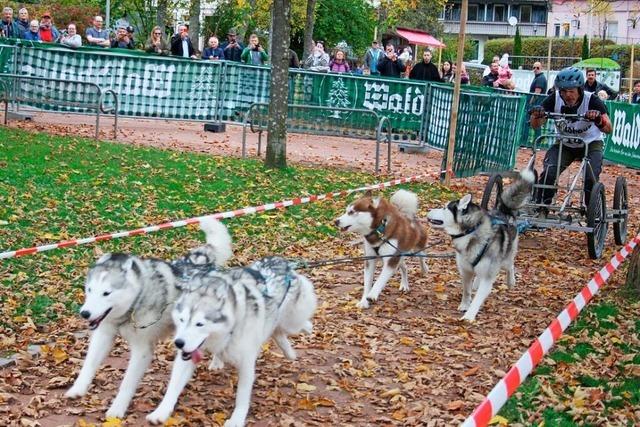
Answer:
494 4 505 22
468 4 479 21
606 21 618 39
554 24 561 37
520 5 532 23
532 6 547 24
444 4 461 20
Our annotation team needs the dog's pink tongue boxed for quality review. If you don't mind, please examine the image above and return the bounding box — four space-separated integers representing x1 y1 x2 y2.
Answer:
192 349 204 364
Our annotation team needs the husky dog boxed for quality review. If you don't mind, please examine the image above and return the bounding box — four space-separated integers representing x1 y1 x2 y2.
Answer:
65 217 233 419
427 170 534 321
334 189 428 308
146 256 317 427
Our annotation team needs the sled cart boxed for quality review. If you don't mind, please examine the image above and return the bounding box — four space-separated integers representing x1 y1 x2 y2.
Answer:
481 112 628 259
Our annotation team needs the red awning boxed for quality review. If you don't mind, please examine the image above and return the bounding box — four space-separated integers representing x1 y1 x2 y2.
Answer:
395 27 446 48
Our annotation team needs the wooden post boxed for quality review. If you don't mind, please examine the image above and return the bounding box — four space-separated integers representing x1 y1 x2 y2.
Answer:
629 43 635 104
546 37 552 83
437 46 442 69
443 0 467 186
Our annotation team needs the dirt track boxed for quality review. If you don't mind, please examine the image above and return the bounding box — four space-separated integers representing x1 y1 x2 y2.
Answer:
1 112 639 426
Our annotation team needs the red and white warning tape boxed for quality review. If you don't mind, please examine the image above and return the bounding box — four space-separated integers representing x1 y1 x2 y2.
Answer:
462 233 640 427
0 174 428 260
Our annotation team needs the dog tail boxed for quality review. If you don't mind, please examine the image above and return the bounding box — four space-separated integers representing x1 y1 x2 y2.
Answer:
499 168 535 215
390 189 419 217
199 217 233 266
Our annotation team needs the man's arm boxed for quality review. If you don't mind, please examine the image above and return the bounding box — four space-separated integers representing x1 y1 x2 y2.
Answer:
530 95 555 128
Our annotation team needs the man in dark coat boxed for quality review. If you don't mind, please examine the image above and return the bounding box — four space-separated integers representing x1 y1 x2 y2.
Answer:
377 44 405 78
409 50 442 82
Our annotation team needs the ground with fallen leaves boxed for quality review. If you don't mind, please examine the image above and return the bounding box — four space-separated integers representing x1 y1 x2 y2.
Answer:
0 115 639 426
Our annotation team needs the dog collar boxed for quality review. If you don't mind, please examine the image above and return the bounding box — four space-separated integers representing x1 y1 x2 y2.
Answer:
366 218 387 239
449 225 478 240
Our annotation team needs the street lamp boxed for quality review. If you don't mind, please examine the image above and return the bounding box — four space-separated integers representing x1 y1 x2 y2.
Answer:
627 16 639 29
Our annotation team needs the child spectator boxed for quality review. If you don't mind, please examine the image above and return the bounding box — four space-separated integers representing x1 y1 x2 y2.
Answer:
329 49 350 73
494 53 513 89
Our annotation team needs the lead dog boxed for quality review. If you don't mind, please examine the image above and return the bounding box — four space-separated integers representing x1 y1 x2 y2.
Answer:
65 218 232 419
146 257 317 427
334 189 428 308
427 170 534 321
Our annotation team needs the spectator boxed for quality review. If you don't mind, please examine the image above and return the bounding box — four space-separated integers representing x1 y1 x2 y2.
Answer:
221 28 243 62
364 40 382 75
529 61 547 94
38 12 59 43
145 26 169 55
16 8 29 35
409 49 440 82
353 59 364 75
597 89 609 101
481 62 499 87
441 60 454 83
494 54 513 89
111 26 135 49
584 68 617 99
126 25 135 47
86 16 110 48
483 55 500 77
303 41 330 72
202 36 224 60
59 23 82 48
329 49 350 73
241 33 268 65
1 7 21 38
289 48 300 68
632 80 640 104
23 20 40 41
378 44 405 78
171 25 196 58
458 63 470 84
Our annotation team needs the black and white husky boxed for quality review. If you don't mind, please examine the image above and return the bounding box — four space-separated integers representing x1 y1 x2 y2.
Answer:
427 170 534 321
65 218 233 419
146 256 317 427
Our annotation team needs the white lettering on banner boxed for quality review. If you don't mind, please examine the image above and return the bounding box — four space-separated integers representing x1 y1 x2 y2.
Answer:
362 82 424 116
611 109 640 150
142 64 176 97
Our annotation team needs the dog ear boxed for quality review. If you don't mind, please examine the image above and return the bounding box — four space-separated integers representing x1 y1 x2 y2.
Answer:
96 253 112 264
458 194 472 210
364 189 373 198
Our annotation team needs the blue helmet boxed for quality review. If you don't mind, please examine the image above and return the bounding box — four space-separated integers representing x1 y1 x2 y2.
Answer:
555 67 585 89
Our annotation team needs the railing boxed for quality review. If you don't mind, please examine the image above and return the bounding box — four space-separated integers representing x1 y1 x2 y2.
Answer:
242 102 393 173
0 73 118 139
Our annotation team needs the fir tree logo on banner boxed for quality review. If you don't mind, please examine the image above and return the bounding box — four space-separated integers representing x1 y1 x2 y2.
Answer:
327 77 351 118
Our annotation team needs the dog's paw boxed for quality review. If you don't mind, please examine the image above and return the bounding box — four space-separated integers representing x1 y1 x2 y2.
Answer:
301 320 313 334
146 407 172 425
64 384 88 399
399 282 410 292
356 299 369 309
106 403 127 419
459 313 476 323
208 356 224 371
224 416 246 427
366 290 380 302
457 301 470 311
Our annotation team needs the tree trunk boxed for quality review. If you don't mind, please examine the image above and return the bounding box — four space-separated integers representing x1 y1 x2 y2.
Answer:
156 0 168 34
189 0 201 51
302 0 317 60
627 244 640 296
265 0 291 169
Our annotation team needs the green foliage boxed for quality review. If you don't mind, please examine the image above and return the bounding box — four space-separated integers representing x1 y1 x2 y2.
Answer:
4 1 100 38
581 35 589 60
379 0 446 37
441 35 477 62
513 26 522 57
484 37 618 65
313 0 376 57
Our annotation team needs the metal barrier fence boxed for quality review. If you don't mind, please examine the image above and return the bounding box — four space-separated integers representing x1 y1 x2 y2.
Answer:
241 102 392 172
0 73 118 139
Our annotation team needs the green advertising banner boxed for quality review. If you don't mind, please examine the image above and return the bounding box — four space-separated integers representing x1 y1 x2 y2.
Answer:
604 101 640 169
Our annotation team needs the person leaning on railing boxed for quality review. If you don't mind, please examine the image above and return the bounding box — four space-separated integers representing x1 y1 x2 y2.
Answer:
86 15 111 48
0 7 21 39
145 26 170 56
111 26 135 49
58 23 82 48
23 20 40 41
202 36 224 60
37 11 59 43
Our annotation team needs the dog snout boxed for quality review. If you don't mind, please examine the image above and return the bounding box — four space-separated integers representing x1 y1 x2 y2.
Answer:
333 219 340 227
174 338 185 349
80 310 91 319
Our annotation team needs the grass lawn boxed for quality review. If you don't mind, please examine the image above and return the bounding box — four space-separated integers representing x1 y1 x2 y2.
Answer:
0 126 452 345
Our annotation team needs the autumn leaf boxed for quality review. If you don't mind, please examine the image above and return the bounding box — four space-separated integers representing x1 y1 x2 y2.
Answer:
447 400 464 411
296 383 317 393
489 415 509 425
463 366 480 377
102 417 123 427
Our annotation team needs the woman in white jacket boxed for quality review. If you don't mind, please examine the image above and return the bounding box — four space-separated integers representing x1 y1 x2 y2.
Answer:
59 23 82 48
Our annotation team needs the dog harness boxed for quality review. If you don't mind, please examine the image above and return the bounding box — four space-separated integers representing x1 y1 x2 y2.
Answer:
449 216 507 268
364 219 388 255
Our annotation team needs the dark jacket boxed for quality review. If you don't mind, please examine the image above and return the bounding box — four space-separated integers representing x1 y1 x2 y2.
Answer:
584 80 617 99
289 49 300 68
0 20 21 38
171 36 195 57
220 40 244 62
377 56 405 78
481 72 499 87
111 38 135 49
16 19 29 35
409 61 442 82
202 46 224 60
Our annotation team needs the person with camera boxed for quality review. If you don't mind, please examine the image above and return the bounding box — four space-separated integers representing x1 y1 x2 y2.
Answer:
221 28 243 62
58 23 82 48
303 41 330 72
529 67 612 214
145 26 170 55
240 33 268 65
170 24 196 58
377 44 405 78
111 26 135 49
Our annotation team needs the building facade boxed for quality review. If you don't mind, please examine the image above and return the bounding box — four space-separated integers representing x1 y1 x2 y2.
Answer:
438 0 549 61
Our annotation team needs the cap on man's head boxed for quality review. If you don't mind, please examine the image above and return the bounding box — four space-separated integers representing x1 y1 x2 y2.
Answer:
41 11 51 18
372 40 378 44
227 28 237 36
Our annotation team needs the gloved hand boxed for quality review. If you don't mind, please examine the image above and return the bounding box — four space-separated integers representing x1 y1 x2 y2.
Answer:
585 110 602 125
529 106 545 119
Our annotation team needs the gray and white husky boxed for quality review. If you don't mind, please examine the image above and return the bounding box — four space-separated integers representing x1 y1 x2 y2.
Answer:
146 256 317 427
65 217 233 419
427 169 534 322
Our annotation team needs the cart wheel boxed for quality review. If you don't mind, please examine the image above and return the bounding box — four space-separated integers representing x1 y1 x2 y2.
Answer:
586 182 608 259
481 174 503 211
613 176 628 245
